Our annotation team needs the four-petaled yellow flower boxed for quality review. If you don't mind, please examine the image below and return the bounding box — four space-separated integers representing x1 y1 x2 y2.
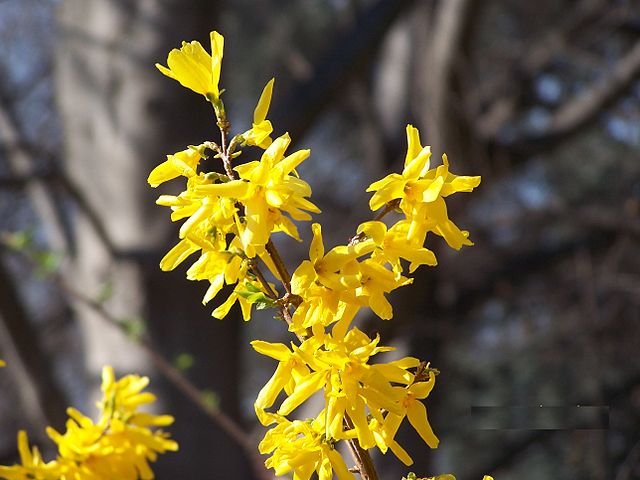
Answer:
156 31 224 100
259 416 354 480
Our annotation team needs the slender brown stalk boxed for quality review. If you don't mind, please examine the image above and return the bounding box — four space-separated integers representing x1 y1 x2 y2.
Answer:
265 240 292 293
344 415 380 480
348 198 400 246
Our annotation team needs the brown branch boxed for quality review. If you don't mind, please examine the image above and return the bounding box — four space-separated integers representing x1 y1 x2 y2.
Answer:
271 0 419 144
470 0 611 140
265 240 292 293
473 3 640 151
343 415 380 480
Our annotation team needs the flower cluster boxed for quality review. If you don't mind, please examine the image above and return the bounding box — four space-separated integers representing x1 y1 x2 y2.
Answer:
151 33 318 320
151 31 481 479
0 366 176 480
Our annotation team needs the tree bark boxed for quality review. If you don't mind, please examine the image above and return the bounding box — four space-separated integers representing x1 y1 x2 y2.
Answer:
54 1 251 477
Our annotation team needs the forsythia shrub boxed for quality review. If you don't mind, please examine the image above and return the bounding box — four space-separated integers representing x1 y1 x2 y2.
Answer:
150 31 483 480
0 31 493 480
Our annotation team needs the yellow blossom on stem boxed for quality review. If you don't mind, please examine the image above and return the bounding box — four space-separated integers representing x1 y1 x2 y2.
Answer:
195 133 320 256
259 416 354 480
252 326 437 457
366 124 480 249
383 371 439 452
149 30 485 480
156 31 224 101
147 144 206 188
357 220 437 273
243 78 275 149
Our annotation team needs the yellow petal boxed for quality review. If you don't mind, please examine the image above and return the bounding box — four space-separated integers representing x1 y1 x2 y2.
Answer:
255 362 290 409
406 399 439 448
278 371 326 415
251 340 292 361
160 239 199 271
388 439 414 466
357 221 386 244
309 223 324 263
254 78 274 123
210 31 224 97
212 292 237 319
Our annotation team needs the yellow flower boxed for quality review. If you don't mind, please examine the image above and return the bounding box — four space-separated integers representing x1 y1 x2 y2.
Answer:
253 326 430 453
259 416 354 480
352 259 412 320
367 124 433 212
0 359 5 367
0 431 60 480
383 372 439 451
243 78 275 149
0 367 175 480
147 144 206 188
195 133 320 256
366 125 480 250
156 31 224 100
357 220 437 273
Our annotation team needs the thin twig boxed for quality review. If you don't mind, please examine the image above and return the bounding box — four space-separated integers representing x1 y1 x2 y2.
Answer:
344 415 379 480
348 199 399 246
265 240 292 293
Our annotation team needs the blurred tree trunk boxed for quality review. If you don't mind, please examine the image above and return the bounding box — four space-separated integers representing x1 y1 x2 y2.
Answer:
54 1 251 477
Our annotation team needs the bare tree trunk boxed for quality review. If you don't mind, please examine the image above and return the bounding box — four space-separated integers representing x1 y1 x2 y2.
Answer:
54 1 251 477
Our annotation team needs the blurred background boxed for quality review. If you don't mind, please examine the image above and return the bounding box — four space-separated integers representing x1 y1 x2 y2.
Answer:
1 0 639 479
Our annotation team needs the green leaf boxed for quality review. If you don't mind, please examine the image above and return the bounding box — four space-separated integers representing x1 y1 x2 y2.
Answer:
97 281 114 304
119 316 147 340
174 353 195 372
236 288 277 309
201 390 220 411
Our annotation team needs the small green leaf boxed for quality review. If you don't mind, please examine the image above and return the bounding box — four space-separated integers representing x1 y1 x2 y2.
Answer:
174 353 195 372
236 289 277 309
119 316 147 340
33 251 61 277
244 282 262 293
97 281 114 304
201 390 220 411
